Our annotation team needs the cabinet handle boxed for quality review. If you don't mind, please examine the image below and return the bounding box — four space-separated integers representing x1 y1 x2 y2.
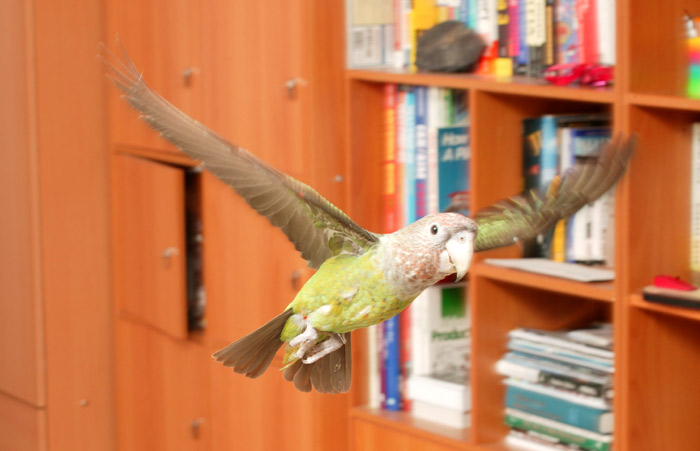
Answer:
285 77 307 99
162 247 179 267
182 67 199 87
191 417 204 439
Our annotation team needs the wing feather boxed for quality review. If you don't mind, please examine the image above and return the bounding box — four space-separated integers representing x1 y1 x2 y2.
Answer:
474 135 635 253
101 42 378 269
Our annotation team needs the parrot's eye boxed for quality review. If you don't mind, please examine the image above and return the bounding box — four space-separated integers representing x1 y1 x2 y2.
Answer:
430 225 439 235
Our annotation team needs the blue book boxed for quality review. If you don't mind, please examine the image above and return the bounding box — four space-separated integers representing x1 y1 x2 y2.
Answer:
414 86 429 219
522 115 558 257
383 316 401 410
437 126 470 215
404 89 417 225
506 384 613 433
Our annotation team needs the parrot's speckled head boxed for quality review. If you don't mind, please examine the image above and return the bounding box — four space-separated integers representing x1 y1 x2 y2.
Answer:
379 213 478 297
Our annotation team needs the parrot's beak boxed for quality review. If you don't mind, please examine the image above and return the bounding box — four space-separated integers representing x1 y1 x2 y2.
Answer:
446 230 474 282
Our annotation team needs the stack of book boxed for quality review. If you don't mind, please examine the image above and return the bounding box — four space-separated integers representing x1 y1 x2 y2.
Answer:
346 0 615 77
367 84 471 426
496 324 614 451
521 113 614 265
406 283 471 428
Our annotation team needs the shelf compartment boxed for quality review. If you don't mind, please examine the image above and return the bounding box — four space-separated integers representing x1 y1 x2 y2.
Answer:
630 292 700 322
350 407 470 450
347 69 616 104
472 262 615 303
623 309 700 450
621 105 700 292
470 277 612 444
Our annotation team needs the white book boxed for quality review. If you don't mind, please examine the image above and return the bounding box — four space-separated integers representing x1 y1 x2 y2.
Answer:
691 123 700 284
484 258 614 282
596 0 616 65
509 328 613 359
407 374 470 410
412 399 471 429
367 324 381 409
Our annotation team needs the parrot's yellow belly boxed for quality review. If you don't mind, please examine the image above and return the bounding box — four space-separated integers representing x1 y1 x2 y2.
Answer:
286 252 417 334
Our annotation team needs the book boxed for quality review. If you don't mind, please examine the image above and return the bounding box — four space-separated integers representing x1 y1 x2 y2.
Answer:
642 285 700 310
437 125 470 216
507 338 614 374
484 258 614 282
383 315 402 410
508 327 613 359
411 283 470 377
691 123 700 284
506 383 614 433
505 408 613 451
555 0 580 64
505 378 610 410
408 373 471 428
497 352 614 400
346 0 395 68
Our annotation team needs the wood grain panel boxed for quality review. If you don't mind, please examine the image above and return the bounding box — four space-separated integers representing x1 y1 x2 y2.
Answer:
33 0 115 447
106 0 202 152
0 393 46 451
114 155 188 338
0 0 45 406
116 319 210 451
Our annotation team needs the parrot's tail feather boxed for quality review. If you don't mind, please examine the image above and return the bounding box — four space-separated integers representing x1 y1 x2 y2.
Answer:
212 309 294 378
283 333 352 394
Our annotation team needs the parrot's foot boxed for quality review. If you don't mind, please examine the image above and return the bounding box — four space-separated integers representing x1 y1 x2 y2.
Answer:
302 334 344 364
290 323 319 359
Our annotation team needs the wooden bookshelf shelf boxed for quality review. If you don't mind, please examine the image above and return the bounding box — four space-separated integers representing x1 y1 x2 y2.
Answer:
627 92 700 112
630 293 700 322
472 262 615 303
347 69 616 104
351 407 471 450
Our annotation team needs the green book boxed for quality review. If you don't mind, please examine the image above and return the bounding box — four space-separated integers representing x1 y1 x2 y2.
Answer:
505 408 612 451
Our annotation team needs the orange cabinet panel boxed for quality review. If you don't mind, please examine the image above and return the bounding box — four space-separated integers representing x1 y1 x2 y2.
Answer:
0 393 46 451
116 319 210 451
106 0 201 151
114 154 188 338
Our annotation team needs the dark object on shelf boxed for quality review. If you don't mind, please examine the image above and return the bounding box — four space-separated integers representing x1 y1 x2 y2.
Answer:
642 285 700 310
416 21 486 73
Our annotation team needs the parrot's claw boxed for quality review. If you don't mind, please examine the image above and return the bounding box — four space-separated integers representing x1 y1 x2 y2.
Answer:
302 334 344 364
291 323 319 359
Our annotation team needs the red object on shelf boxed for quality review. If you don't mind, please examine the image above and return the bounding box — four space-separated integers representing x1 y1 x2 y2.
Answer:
653 275 697 291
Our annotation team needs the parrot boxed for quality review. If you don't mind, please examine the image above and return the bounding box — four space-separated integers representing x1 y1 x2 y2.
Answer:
101 44 635 394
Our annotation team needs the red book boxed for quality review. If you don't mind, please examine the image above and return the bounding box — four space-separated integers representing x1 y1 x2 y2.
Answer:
576 0 599 64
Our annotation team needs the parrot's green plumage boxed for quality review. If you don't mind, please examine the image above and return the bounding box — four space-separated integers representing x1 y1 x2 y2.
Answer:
102 43 636 394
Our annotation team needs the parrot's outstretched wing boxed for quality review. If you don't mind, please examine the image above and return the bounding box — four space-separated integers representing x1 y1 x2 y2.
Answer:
101 44 378 269
473 135 635 253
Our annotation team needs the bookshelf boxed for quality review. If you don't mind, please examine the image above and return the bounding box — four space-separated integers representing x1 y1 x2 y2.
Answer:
345 1 700 451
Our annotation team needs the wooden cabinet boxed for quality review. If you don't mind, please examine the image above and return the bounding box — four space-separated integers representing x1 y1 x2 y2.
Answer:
116 320 210 451
108 2 349 450
106 0 202 152
114 154 189 338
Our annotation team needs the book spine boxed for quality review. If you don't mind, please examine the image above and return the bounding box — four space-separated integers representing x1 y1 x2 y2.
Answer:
383 83 397 233
576 0 599 64
427 86 441 215
544 0 556 67
525 0 546 77
414 86 429 219
384 316 402 410
508 0 519 58
497 0 510 58
506 384 612 433
505 411 612 451
692 123 700 284
555 0 579 64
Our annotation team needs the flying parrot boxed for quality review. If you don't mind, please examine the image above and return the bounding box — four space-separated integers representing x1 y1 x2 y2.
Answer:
102 44 635 394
